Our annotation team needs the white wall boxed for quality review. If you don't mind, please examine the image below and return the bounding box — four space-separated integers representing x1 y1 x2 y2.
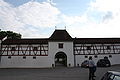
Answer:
48 41 74 67
1 42 120 68
75 54 120 67
0 44 52 68
0 56 51 68
74 43 120 66
0 42 75 68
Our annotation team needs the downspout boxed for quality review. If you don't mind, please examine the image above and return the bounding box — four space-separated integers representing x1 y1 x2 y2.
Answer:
73 44 76 67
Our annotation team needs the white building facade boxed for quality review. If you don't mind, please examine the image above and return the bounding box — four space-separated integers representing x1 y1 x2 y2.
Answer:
0 29 120 68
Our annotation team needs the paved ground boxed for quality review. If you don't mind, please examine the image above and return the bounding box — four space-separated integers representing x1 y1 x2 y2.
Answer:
0 65 120 80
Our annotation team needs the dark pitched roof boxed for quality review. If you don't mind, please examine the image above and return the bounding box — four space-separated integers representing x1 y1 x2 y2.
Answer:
2 38 48 45
49 29 72 41
74 38 120 44
1 30 120 44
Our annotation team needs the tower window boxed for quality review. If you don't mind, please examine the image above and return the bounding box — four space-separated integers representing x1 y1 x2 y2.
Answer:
58 43 63 48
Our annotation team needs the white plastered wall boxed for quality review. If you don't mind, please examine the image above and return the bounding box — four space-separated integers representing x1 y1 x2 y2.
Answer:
75 54 120 66
48 41 74 67
0 44 52 68
0 56 51 68
75 43 120 66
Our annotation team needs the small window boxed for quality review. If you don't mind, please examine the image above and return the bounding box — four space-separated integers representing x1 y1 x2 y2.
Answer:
94 55 98 58
33 47 38 51
109 55 112 58
107 46 111 50
68 63 71 67
23 56 26 59
11 47 16 51
58 43 63 48
33 56 36 59
87 46 91 50
8 56 11 59
85 55 88 58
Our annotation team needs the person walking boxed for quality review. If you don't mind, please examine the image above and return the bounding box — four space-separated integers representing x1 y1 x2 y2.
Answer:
88 56 96 80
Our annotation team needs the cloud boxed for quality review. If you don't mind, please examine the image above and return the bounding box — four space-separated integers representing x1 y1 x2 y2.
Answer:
90 0 120 13
0 0 61 37
89 0 120 22
17 1 60 27
0 0 24 29
1 0 120 38
46 0 56 5
61 14 87 26
102 11 113 22
0 0 89 38
67 0 120 38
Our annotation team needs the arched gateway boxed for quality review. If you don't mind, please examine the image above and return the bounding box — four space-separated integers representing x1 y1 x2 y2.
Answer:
55 52 67 67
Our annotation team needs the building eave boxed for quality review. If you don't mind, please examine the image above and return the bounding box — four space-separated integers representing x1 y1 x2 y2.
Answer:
2 38 48 45
73 38 120 44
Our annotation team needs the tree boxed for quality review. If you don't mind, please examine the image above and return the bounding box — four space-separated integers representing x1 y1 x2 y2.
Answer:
0 30 22 39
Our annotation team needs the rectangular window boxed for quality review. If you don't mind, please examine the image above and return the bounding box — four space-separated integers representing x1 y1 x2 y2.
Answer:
94 55 98 58
8 56 11 59
107 46 111 50
33 56 36 59
33 47 38 51
87 46 91 50
58 43 63 48
11 47 16 51
85 55 88 58
109 55 112 58
23 56 26 59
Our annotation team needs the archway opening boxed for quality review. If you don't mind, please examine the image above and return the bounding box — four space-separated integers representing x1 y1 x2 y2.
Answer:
55 52 67 67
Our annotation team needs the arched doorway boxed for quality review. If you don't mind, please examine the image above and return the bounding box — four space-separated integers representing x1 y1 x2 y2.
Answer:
55 52 67 67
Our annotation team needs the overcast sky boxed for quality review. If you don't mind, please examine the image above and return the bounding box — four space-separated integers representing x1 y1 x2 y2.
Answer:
0 0 120 38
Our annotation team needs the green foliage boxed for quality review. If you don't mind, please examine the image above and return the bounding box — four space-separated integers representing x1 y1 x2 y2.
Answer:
0 30 21 39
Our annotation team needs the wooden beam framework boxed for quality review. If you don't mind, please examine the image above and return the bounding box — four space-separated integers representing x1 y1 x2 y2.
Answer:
74 44 120 55
1 44 48 56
